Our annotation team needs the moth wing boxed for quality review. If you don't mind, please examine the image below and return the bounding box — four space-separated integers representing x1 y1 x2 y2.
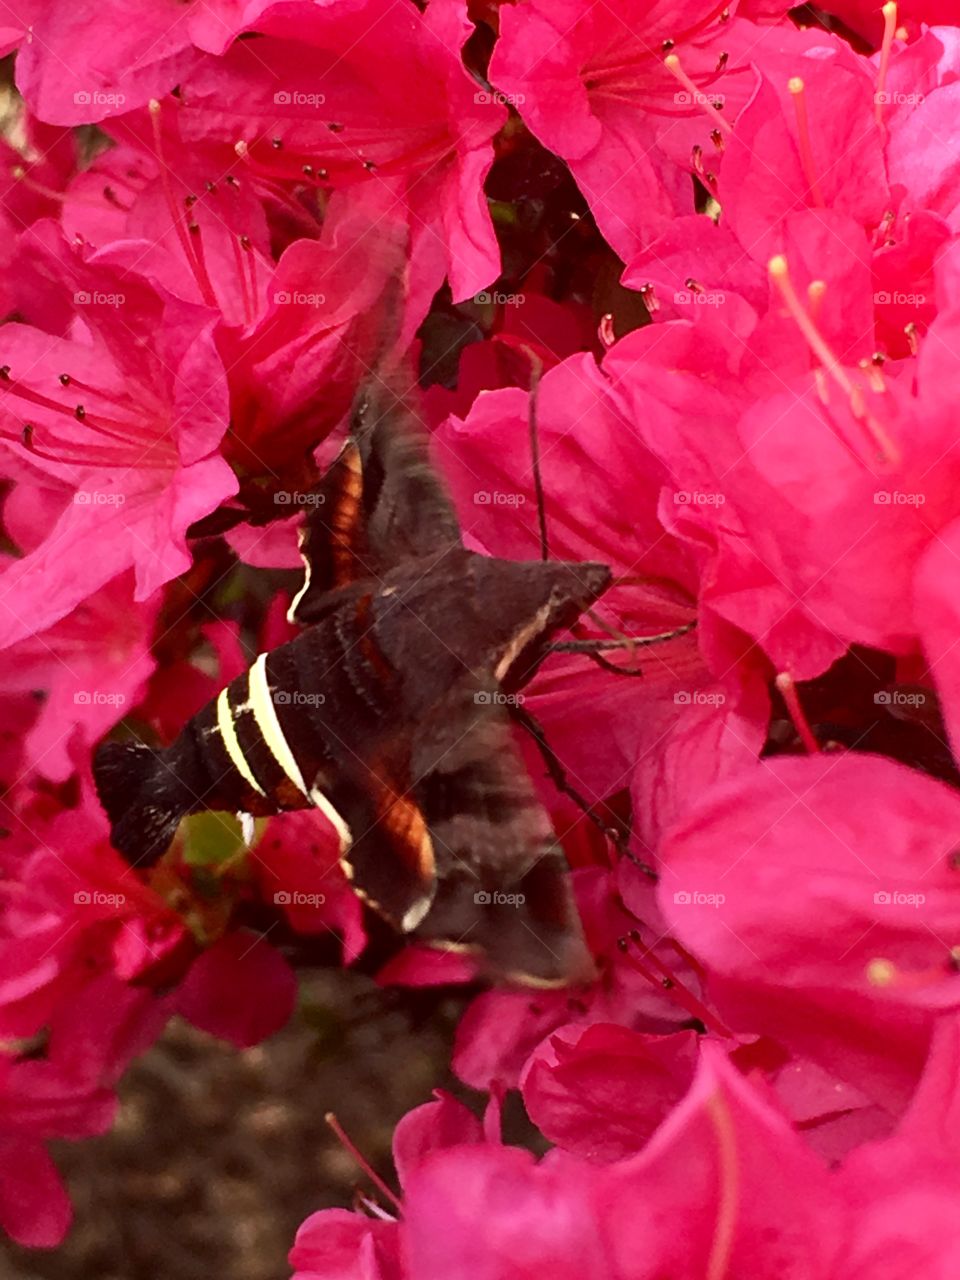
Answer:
409 680 593 987
289 380 463 624
287 440 370 624
322 748 438 934
355 380 463 569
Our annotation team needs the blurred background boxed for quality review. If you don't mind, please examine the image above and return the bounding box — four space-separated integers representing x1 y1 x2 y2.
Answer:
0 973 469 1280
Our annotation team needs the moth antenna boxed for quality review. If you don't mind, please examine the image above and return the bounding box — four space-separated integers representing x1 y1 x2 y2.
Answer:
621 848 659 882
500 338 549 560
511 702 656 877
526 352 550 562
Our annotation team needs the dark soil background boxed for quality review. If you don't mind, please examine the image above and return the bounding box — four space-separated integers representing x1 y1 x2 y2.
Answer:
0 972 467 1280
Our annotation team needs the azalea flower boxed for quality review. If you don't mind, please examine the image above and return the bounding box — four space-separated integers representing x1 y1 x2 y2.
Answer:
0 0 959 1265
0 224 235 648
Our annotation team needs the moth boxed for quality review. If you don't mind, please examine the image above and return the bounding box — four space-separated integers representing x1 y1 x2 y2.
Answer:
95 378 624 985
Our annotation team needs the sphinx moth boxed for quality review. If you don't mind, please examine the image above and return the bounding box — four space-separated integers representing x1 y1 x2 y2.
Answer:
95 380 613 984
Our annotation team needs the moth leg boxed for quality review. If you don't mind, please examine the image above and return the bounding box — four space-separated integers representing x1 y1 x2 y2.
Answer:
549 620 697 678
509 701 656 879
581 651 646 678
552 622 697 653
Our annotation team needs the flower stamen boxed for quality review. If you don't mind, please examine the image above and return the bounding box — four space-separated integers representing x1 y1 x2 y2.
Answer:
665 53 733 135
875 2 899 130
775 673 820 754
768 255 900 466
788 78 825 208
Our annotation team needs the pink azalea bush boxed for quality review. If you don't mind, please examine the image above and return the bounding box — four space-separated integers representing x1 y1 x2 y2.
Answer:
2 0 960 1272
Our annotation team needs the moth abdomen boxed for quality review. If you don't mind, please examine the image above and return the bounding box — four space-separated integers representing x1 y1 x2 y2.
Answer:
207 645 340 814
94 738 199 868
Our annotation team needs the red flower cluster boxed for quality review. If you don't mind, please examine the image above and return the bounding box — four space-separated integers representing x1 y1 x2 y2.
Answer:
1 0 960 1271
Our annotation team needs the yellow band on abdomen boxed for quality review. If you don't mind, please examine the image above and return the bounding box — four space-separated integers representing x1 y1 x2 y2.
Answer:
216 687 266 797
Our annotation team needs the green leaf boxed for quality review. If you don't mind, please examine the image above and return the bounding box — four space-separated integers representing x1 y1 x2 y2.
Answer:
182 810 252 868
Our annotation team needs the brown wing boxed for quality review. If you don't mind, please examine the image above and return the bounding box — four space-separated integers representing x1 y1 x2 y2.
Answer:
323 672 591 984
330 753 438 934
408 678 594 986
289 379 463 624
287 440 370 624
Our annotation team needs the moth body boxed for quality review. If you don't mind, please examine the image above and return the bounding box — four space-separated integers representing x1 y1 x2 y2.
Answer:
94 378 611 983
